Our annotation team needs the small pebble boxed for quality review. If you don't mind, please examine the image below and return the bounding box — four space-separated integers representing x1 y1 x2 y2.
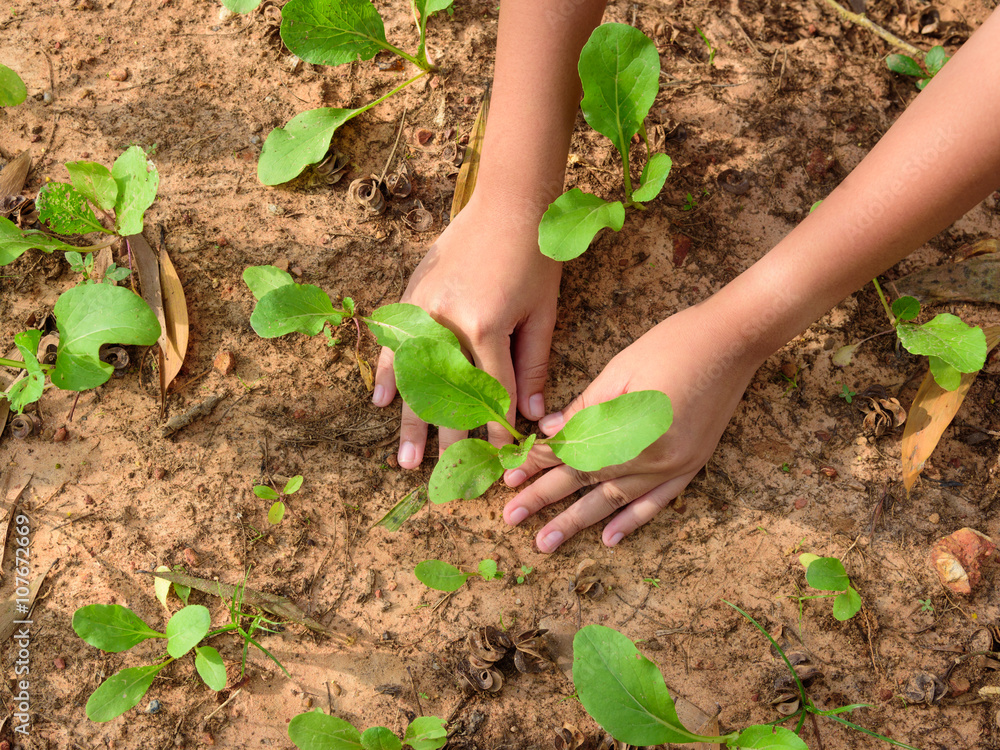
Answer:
928 513 940 524
202 732 216 746
153 467 166 480
109 68 128 82
463 95 474 104
53 426 69 442
250 135 261 145
794 497 808 510
146 699 162 714
375 589 382 599
302 697 313 708
214 350 236 375
821 466 838 478
387 581 397 591
42 91 54 103
54 657 66 670
183 548 200 566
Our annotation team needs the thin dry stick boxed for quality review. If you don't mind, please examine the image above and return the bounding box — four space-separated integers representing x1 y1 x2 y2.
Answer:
204 688 243 720
815 0 923 57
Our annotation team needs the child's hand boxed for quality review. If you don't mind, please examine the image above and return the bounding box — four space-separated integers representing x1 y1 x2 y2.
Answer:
373 192 562 468
502 301 761 552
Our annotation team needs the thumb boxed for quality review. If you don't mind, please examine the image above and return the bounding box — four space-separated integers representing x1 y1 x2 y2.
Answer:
537 373 625 437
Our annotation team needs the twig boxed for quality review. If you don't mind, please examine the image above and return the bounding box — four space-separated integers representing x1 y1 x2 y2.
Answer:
814 0 923 56
378 108 408 186
204 688 243 720
408 666 424 716
116 71 188 94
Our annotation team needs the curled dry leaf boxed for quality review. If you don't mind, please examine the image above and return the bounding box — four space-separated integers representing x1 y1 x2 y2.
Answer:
99 345 130 371
403 208 433 232
10 413 41 439
572 558 605 600
929 527 997 596
954 238 998 262
314 150 350 185
902 672 946 705
773 696 801 716
860 396 906 437
717 168 750 195
0 150 31 197
451 86 490 220
347 177 386 215
385 166 412 198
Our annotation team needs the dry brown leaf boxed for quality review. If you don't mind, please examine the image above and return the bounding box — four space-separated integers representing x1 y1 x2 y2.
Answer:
902 325 1000 493
450 85 490 221
91 245 113 282
0 475 32 578
158 241 189 403
954 238 998 262
0 563 52 643
0 150 32 196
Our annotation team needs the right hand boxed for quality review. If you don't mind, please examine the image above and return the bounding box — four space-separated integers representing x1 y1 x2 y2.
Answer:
372 192 562 469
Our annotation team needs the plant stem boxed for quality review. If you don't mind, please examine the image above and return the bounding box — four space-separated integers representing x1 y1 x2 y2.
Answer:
871 277 895 325
497 416 524 441
0 357 27 370
362 70 429 115
814 0 923 57
621 141 634 204
381 40 434 72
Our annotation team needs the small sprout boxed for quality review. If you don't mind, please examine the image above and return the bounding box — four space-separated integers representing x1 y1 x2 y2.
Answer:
838 384 856 403
516 565 533 585
643 577 661 588
917 597 934 613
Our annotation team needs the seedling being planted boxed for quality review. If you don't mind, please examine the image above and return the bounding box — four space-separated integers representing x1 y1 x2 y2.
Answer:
538 24 672 261
886 46 949 90
796 554 862 621
415 558 502 592
254 474 304 525
289 710 447 750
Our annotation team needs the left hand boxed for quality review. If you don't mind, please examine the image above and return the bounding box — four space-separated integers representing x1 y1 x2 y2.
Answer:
502 301 762 553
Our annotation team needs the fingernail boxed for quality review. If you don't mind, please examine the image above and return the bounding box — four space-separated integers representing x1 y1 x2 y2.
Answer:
372 385 386 406
398 441 417 467
607 532 624 547
538 412 564 435
539 530 563 553
528 393 545 420
507 507 529 525
505 469 526 487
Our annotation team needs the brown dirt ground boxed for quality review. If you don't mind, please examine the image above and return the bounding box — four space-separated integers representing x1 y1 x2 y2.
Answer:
2 0 1000 748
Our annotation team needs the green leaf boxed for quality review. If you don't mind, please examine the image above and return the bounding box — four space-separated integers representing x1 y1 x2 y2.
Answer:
833 586 862 621
254 485 280 500
886 54 924 78
268 501 287 524
403 716 447 750
36 183 108 235
414 560 471 592
373 485 428 531
86 663 168 722
284 475 304 494
731 725 809 749
288 711 363 750
579 23 660 161
896 314 987 372
154 565 173 609
916 77 929 90
498 433 536 471
361 727 402 750
538 189 625 261
393 338 510 430
573 624 692 745
223 0 263 11
112 146 159 236
548 391 673 472
173 582 191 605
0 64 27 107
195 646 227 691
477 559 499 580
281 0 389 66
928 355 962 391
0 218 84 265
243 265 295 300
925 45 949 76
72 604 164 652
364 303 462 352
429 439 504 504
797 553 820 569
804 557 850 592
259 107 364 185
632 153 672 203
165 604 211 658
6 330 44 413
250 283 345 338
66 161 119 211
413 0 453 22
51 283 161 391
891 296 920 322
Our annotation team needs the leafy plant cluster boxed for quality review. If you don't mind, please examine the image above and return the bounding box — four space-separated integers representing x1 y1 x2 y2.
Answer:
796 554 861 621
0 147 162 414
886 45 949 90
538 23 672 261
288 711 447 750
413 558 534 592
254 474 304 525
245 265 674 506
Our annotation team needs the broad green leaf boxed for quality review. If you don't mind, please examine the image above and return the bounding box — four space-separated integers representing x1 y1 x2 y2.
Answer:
414 560 471 592
731 725 809 749
112 146 159 236
86 663 168 722
539 189 625 261
548 391 672 472
916 78 929 90
254 485 280 500
833 586 862 621
268 501 286 524
364 303 462 352
477 559 498 580
66 161 118 211
37 183 108 235
632 153 672 203
72 604 163 652
428 438 504 504
886 54 924 78
373 485 428 531
896 314 987 372
51 283 161 391
925 45 949 76
281 0 389 66
244 265 295 300
6 330 44 413
403 716 447 750
0 217 86 265
498 433 536 471
804 557 849 592
361 727 402 750
173 581 191 605
165 604 211 658
928 355 962 391
258 107 364 186
413 0 453 22
288 711 363 750
250 283 345 338
154 565 173 609
393 338 510 430
797 553 820 569
224 0 263 11
573 624 692 745
891 296 920 322
283 475 304 494
195 646 227 691
0 64 27 107
579 24 660 160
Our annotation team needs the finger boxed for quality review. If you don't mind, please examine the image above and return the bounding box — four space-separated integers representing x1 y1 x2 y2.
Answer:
601 473 695 547
397 402 428 469
438 427 468 458
372 347 397 408
503 442 560 487
513 311 556 421
536 372 627 437
503 463 601 526
470 336 518 449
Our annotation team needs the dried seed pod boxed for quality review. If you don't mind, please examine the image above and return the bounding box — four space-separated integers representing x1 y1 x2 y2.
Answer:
513 647 549 674
347 178 386 215
860 396 907 437
99 345 130 370
775 697 801 716
553 724 589 750
572 558 605 599
902 672 946 705
457 660 503 693
441 141 464 167
314 150 350 185
10 413 41 439
385 168 412 198
403 208 433 232
717 168 750 195
468 627 507 663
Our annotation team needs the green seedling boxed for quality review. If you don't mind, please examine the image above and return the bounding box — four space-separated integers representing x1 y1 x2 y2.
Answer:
917 598 934 613
244 267 675 508
796 554 862 621
780 462 791 473
414 559 502 592
643 577 661 588
837 383 856 403
0 63 27 106
254 474 304 525
886 46 949 90
65 251 131 284
256 0 453 185
289 710 447 750
538 24 672 261
694 26 716 65
516 565 533 584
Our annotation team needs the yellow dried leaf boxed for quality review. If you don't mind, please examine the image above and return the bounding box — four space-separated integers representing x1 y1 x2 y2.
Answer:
450 86 490 221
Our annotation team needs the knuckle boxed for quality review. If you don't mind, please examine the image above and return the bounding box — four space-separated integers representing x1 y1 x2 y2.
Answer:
518 359 549 384
601 483 633 511
569 467 597 487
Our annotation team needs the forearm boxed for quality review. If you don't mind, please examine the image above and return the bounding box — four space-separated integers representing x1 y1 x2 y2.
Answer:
710 7 1000 365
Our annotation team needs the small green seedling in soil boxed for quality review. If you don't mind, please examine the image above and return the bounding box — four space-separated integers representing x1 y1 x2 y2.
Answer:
257 0 455 185
694 26 716 65
643 577 661 588
837 383 856 404
780 462 792 473
289 710 447 750
516 565 533 585
538 24 673 261
254 474 304 525
796 553 862 621
886 45 949 90
414 559 502 592
65 251 131 284
681 192 698 211
918 598 934 613
0 63 27 106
